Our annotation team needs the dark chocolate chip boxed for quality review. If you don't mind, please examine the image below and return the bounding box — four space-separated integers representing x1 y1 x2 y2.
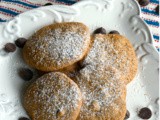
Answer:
124 110 130 119
156 5 159 14
109 30 120 34
15 38 27 48
37 70 47 76
138 107 152 119
94 27 107 34
19 117 30 120
139 0 150 7
44 3 53 6
4 43 16 52
19 68 33 81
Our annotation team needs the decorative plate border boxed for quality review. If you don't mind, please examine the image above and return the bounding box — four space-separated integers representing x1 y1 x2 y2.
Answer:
0 0 158 119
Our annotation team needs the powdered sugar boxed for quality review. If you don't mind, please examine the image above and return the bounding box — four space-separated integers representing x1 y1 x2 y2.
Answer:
83 35 129 75
76 66 125 119
75 35 128 119
24 72 82 120
24 23 90 70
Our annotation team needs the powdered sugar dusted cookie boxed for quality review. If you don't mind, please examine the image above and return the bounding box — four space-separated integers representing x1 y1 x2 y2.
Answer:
23 72 82 120
74 34 137 120
82 34 138 84
23 22 90 72
75 66 126 120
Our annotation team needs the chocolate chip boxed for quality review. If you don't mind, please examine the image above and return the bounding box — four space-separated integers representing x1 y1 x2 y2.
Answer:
37 70 47 76
15 38 27 48
4 43 16 52
138 107 152 119
44 3 53 6
109 30 120 34
19 117 30 120
94 27 107 34
139 0 150 6
19 68 33 81
124 110 130 119
156 5 159 14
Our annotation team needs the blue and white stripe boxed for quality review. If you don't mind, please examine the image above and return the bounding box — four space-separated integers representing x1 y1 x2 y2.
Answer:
0 0 159 51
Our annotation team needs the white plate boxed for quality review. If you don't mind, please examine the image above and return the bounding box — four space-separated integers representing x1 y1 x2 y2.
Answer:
0 0 159 120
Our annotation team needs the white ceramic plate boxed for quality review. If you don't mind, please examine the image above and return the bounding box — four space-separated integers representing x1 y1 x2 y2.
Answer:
0 0 159 120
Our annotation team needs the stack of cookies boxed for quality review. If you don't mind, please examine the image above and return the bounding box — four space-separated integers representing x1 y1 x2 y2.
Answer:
22 22 138 120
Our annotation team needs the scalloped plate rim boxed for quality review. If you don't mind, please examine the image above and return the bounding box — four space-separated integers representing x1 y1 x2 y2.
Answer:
0 0 159 120
0 0 157 52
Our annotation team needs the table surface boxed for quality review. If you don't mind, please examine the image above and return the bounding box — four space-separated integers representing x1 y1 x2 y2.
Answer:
0 0 159 51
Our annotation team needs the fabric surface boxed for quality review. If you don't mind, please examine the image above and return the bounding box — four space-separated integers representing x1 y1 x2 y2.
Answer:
0 0 159 51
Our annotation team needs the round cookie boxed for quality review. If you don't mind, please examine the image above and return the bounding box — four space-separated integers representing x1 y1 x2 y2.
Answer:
82 34 138 84
75 66 126 120
23 22 90 72
23 72 82 120
73 34 138 120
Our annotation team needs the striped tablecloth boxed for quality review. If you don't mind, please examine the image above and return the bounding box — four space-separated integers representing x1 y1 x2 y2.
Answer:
0 0 159 51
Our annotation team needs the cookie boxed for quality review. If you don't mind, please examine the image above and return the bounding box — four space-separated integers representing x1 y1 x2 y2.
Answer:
73 34 138 120
23 22 90 72
75 66 126 120
23 72 82 120
82 34 138 84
